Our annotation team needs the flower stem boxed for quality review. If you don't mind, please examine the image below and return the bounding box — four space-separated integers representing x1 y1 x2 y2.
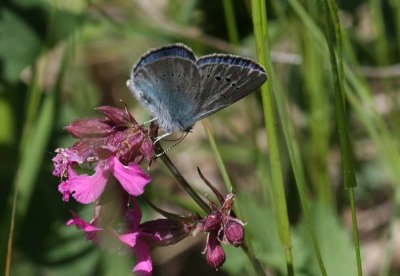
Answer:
157 145 211 214
241 241 267 276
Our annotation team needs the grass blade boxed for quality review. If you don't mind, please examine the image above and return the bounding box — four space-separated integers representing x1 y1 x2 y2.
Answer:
321 0 362 274
251 1 294 274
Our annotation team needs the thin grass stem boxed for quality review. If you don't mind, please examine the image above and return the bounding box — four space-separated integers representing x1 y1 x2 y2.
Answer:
251 1 294 275
202 120 234 191
322 0 363 274
222 0 239 47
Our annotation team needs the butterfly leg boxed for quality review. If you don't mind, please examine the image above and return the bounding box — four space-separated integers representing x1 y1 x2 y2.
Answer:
153 132 172 144
155 132 189 158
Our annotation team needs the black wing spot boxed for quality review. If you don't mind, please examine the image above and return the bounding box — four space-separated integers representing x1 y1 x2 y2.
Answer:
170 73 174 77
178 74 181 77
142 95 152 103
225 77 231 82
215 76 222 81
232 83 236 87
207 74 210 78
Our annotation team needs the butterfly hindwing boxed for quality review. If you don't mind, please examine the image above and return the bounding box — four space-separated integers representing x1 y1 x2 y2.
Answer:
193 54 267 121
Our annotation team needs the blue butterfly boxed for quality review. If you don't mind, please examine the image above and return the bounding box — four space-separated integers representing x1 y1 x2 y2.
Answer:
127 43 267 136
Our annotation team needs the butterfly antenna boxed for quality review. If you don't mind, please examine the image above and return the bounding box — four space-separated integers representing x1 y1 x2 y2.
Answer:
155 132 189 158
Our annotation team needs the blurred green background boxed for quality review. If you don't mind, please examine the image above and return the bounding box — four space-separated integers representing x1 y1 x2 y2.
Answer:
1 0 400 275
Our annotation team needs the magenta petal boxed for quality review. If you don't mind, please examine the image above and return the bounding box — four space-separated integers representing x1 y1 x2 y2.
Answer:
67 211 102 241
58 181 72 202
133 240 152 276
71 164 109 204
109 157 151 196
67 212 102 233
119 232 140 247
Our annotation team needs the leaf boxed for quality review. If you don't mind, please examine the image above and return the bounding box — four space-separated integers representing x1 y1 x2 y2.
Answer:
0 2 83 83
293 202 357 276
0 9 41 82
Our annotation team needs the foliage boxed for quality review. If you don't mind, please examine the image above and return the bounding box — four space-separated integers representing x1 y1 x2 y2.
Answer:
1 0 399 275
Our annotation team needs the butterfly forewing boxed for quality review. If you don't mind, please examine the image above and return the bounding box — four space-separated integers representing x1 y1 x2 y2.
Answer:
127 44 267 133
129 45 201 132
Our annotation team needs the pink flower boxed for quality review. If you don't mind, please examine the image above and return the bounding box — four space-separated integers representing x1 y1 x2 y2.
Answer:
59 156 150 204
119 199 152 276
52 148 83 178
68 196 193 276
53 106 155 204
200 193 245 269
67 210 103 241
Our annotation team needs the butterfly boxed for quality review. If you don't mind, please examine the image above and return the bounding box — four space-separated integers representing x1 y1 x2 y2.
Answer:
126 43 267 136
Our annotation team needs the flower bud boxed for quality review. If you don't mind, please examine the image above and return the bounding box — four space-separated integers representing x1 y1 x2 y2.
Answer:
140 219 192 247
224 219 245 247
96 106 134 126
206 231 226 269
66 118 113 138
203 212 222 231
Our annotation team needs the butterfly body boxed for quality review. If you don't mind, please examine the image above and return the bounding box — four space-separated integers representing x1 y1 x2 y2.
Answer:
127 43 267 133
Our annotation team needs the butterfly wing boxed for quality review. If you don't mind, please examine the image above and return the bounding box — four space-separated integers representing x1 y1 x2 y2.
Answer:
192 54 267 121
127 44 201 132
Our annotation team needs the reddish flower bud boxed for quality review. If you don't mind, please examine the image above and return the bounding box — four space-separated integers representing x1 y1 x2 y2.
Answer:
224 219 245 247
206 231 226 269
96 106 136 126
203 212 222 231
140 219 192 247
66 118 113 138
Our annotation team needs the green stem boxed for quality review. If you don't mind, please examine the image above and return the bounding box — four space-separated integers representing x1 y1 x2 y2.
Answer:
5 173 18 276
202 120 234 191
322 0 363 274
222 0 240 46
159 142 266 275
349 188 363 276
251 1 293 275
241 241 267 276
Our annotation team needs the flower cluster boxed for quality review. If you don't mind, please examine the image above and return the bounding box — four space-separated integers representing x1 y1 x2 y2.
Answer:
53 106 245 274
53 106 154 204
